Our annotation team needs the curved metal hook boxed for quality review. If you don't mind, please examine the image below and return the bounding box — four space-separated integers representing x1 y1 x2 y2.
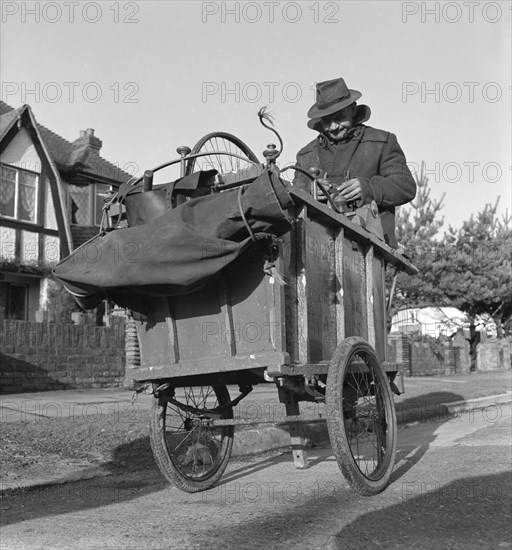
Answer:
258 106 284 159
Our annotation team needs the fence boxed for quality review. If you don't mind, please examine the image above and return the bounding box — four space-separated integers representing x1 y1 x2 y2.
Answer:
0 318 125 393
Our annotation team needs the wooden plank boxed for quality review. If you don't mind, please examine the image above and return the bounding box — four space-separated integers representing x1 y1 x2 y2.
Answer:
296 215 309 364
290 188 418 275
269 251 286 353
172 281 229 361
334 226 345 348
303 212 337 362
283 222 299 363
342 239 368 340
137 297 174 366
229 249 279 356
285 399 309 469
267 359 399 378
219 279 236 356
373 255 387 362
130 350 290 380
365 245 376 348
165 298 179 363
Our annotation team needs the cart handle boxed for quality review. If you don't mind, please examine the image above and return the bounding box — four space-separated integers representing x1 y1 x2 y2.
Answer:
279 165 343 214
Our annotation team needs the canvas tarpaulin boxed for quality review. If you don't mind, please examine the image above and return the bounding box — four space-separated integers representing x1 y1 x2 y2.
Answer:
53 169 294 312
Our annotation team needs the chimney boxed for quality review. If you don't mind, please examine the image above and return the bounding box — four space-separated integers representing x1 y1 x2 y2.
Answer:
72 128 102 154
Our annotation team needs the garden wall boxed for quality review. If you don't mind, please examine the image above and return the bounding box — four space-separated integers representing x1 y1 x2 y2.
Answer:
388 332 511 376
0 318 125 393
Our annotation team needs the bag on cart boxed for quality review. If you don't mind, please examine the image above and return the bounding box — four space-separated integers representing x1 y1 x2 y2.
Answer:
53 169 294 312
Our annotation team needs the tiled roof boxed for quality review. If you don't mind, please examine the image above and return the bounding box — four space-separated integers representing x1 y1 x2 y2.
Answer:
0 103 22 141
0 101 133 184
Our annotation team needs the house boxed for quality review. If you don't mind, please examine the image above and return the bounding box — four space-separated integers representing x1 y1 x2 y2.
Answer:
0 101 133 321
391 306 494 338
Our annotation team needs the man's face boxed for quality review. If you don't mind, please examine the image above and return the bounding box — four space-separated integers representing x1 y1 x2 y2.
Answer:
320 104 356 141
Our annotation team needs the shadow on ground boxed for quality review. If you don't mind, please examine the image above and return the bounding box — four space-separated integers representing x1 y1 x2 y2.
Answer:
0 391 467 527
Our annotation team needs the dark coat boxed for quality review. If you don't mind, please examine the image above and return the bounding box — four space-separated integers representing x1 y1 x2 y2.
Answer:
292 124 416 247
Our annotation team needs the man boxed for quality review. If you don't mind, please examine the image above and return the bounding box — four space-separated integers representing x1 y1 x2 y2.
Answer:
293 77 416 248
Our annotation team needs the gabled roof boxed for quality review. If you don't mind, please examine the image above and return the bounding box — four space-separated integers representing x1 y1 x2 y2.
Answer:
0 103 22 141
0 101 133 185
0 103 73 255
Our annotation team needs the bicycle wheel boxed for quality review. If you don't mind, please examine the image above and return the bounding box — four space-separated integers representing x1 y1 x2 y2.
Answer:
149 384 234 492
326 337 397 496
186 132 260 177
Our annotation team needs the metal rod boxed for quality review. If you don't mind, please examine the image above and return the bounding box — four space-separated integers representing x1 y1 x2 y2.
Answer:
142 170 153 192
130 151 262 186
387 267 400 314
210 415 326 427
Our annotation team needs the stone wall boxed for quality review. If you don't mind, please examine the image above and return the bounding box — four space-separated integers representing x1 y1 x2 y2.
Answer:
0 319 125 393
388 332 510 376
409 341 445 376
477 339 512 371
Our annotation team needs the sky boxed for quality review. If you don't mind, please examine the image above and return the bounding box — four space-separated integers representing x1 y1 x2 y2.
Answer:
1 0 510 229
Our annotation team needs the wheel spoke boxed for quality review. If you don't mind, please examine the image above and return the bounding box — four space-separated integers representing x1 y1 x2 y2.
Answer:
186 132 259 179
151 385 234 486
327 338 396 494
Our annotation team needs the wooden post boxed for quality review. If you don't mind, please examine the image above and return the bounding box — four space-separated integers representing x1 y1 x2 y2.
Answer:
279 385 309 469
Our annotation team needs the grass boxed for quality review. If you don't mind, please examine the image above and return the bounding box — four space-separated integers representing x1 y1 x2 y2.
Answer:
0 409 155 486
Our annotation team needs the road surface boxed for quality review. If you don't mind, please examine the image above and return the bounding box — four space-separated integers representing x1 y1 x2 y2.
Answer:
1 401 511 550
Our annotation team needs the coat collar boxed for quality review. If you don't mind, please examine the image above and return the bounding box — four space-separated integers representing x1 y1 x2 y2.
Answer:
317 124 366 149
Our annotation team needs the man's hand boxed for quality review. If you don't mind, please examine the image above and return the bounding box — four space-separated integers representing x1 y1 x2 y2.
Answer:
335 178 362 203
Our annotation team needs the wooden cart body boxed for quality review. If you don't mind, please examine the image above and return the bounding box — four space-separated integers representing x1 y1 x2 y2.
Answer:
125 187 416 388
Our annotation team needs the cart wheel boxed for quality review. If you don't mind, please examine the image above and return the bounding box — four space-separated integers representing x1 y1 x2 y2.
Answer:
186 132 260 177
149 385 234 493
326 337 397 496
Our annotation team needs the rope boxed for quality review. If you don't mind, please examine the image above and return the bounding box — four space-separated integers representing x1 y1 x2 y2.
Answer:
237 186 257 242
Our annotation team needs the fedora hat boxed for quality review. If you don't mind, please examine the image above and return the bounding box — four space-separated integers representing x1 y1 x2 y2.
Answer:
307 77 362 120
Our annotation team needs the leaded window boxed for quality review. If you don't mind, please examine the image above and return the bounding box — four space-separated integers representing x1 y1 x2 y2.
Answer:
69 184 90 225
69 183 113 226
0 164 39 223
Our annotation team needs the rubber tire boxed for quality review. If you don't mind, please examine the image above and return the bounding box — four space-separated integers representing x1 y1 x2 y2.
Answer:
326 337 397 496
149 385 234 493
186 131 259 175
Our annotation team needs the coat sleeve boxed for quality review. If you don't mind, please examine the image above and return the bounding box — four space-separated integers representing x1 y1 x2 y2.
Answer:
359 133 416 207
292 143 317 193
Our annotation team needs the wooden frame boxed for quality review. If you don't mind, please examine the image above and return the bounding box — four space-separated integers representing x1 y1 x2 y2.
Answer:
126 187 416 386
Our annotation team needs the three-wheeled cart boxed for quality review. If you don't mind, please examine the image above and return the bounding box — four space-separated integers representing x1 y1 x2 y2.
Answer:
117 133 417 496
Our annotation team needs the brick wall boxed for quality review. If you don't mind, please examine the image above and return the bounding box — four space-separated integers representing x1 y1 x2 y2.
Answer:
0 319 125 393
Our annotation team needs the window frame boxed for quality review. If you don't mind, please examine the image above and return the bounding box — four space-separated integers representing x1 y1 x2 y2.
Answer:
0 163 40 225
68 182 113 227
0 282 29 321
